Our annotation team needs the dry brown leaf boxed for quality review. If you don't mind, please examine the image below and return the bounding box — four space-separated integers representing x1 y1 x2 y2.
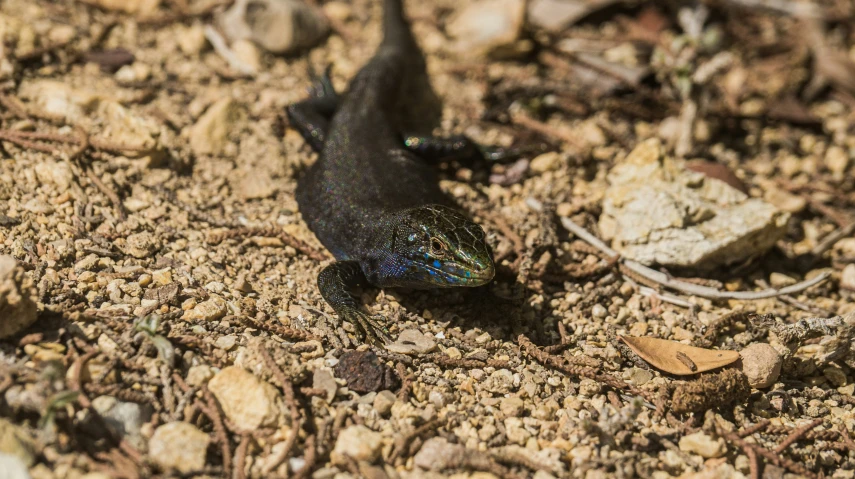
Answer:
619 336 740 376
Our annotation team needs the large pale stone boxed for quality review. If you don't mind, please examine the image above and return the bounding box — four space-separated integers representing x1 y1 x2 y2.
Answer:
188 98 245 156
19 80 164 162
217 0 328 54
598 139 788 269
446 0 526 58
331 425 383 463
149 422 209 473
207 366 282 431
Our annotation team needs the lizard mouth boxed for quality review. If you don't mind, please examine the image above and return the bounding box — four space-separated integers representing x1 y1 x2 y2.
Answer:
422 261 495 285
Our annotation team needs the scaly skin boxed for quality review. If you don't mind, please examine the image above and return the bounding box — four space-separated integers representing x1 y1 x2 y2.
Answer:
288 0 500 345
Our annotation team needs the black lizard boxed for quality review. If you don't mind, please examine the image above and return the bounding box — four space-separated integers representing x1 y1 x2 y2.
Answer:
288 0 505 344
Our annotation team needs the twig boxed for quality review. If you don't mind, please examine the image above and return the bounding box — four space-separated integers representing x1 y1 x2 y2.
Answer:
208 227 328 262
518 334 653 401
81 163 127 221
739 419 770 437
745 446 759 479
201 386 233 477
396 362 412 402
203 26 256 77
774 419 824 453
511 110 584 149
388 419 441 463
233 434 250 479
259 347 303 475
559 216 831 300
811 221 855 257
716 422 817 479
233 315 318 341
70 351 144 465
293 434 316 479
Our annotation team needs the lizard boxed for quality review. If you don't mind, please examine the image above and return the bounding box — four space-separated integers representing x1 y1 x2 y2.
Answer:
287 0 507 344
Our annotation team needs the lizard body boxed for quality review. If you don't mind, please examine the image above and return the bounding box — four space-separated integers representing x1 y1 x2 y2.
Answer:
288 0 497 343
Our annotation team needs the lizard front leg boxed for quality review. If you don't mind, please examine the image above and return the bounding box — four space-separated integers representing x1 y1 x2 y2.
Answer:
402 134 517 163
287 67 339 152
317 261 392 345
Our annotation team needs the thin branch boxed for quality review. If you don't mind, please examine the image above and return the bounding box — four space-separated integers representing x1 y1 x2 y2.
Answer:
203 26 256 77
559 216 831 300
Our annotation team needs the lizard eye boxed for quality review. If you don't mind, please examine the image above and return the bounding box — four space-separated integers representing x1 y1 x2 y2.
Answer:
430 237 445 254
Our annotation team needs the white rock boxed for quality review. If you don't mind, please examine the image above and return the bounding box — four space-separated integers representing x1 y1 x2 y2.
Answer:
528 0 614 33
386 329 437 355
149 422 209 473
841 264 855 291
208 366 282 431
331 425 383 463
218 0 328 54
188 98 245 156
0 453 30 479
739 343 783 389
679 431 726 458
598 139 789 269
447 0 526 58
0 256 38 339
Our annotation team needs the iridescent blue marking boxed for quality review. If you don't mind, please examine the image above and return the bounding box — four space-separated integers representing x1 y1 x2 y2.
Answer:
433 260 441 268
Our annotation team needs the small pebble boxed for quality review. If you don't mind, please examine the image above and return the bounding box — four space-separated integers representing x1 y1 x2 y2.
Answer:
215 335 237 350
841 264 855 291
740 343 783 389
769 272 796 288
149 422 209 473
331 425 383 463
679 431 726 458
373 390 396 416
386 329 437 354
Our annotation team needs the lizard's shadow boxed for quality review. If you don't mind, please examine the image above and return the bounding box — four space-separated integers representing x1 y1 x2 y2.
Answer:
389 265 529 344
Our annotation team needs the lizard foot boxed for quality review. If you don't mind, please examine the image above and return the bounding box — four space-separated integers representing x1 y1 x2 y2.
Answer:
343 310 393 346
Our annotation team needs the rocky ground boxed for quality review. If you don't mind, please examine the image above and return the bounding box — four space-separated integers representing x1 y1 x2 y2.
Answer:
0 0 854 478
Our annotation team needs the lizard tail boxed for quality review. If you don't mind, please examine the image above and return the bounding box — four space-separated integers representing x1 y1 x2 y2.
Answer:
382 0 418 54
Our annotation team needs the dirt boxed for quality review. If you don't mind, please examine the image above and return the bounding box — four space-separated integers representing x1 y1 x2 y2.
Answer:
0 0 854 478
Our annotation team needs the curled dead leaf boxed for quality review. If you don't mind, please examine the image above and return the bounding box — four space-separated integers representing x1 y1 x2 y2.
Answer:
619 335 740 376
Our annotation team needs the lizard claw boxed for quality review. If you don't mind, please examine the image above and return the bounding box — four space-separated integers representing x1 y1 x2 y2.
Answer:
346 310 393 346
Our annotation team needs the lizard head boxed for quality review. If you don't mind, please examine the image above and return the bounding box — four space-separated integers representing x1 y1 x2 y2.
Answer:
388 205 495 288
